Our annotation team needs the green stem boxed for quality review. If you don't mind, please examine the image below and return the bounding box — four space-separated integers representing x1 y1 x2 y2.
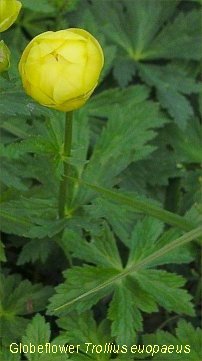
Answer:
67 176 195 231
86 182 193 231
58 111 73 218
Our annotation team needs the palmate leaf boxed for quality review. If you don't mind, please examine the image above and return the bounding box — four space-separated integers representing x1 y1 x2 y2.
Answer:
137 63 201 128
0 274 53 346
47 218 200 346
90 0 178 58
76 89 168 205
88 0 201 127
93 0 201 61
143 320 202 360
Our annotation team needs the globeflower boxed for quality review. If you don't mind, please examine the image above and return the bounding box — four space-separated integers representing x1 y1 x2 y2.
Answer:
0 40 10 72
0 0 22 32
19 28 104 111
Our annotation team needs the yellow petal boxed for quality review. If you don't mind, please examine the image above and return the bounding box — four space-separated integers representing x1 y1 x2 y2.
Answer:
53 61 86 103
28 83 54 106
25 54 61 99
39 29 85 42
54 98 87 112
19 27 104 111
57 40 87 64
83 37 104 92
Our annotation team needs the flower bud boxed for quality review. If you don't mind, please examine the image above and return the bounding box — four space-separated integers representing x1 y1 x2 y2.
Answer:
0 0 22 32
0 40 10 72
19 28 104 111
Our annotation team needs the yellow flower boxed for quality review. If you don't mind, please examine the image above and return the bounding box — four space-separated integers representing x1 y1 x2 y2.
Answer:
19 28 104 111
0 40 10 72
0 0 22 32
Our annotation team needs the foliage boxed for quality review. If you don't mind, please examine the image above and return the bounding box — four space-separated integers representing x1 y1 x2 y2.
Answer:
0 0 201 360
143 320 202 360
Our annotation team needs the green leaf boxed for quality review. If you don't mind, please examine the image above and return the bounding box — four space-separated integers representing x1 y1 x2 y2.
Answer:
0 348 20 361
62 223 122 269
101 44 117 82
125 0 178 57
21 0 55 13
127 217 164 264
22 314 51 356
71 109 90 179
75 178 195 231
84 197 137 244
0 196 68 238
145 10 202 60
0 158 30 191
143 320 202 360
0 89 33 117
17 238 55 265
138 63 201 128
181 170 202 212
0 274 53 346
48 220 200 345
121 134 182 191
0 203 35 237
87 85 150 117
57 311 112 357
108 284 143 345
47 265 118 315
21 314 68 360
127 218 194 267
113 58 136 87
91 0 178 57
78 98 168 204
0 78 50 117
134 269 194 315
167 119 202 163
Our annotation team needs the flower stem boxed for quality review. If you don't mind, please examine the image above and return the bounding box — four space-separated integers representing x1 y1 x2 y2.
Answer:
58 111 73 218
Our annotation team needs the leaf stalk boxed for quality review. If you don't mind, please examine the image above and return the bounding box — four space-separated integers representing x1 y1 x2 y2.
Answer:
58 111 73 218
